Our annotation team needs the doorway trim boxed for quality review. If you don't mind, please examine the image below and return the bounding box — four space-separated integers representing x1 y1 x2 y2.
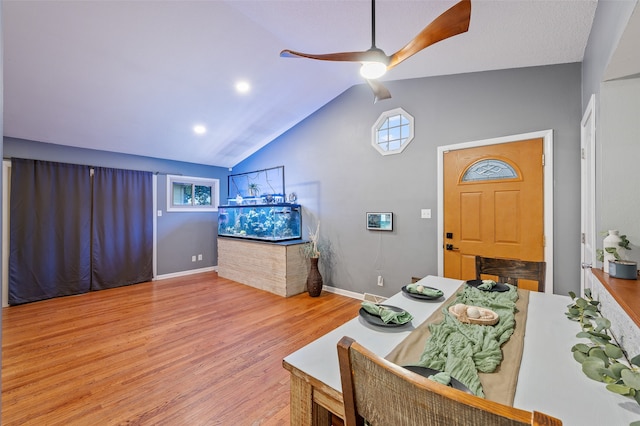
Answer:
437 130 554 293
580 94 596 297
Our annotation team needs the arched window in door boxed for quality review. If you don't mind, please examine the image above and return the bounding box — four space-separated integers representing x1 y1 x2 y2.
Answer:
461 159 519 182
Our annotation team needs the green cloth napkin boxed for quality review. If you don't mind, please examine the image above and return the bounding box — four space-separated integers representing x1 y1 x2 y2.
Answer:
428 371 451 386
406 283 444 298
478 279 496 290
361 301 413 325
416 284 518 397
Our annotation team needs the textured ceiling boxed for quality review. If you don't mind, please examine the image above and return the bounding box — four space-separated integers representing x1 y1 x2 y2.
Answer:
3 0 598 168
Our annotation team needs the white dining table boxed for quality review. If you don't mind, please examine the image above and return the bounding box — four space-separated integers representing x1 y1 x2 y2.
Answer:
282 275 640 425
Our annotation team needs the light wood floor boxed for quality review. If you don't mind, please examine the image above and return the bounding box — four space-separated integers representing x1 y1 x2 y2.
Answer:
2 272 362 425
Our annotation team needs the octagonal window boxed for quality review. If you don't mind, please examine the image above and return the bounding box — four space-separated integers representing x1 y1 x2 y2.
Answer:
371 108 414 155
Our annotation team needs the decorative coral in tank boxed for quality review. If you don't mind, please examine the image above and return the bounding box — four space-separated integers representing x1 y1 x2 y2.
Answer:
217 204 301 242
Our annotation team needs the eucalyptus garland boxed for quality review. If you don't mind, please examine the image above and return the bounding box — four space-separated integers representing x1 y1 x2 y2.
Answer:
566 289 640 408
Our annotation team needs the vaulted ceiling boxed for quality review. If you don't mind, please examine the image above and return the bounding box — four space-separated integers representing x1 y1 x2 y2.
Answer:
3 0 598 168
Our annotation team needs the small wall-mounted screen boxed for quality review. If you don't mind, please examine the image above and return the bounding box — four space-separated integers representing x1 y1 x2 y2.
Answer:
367 212 393 231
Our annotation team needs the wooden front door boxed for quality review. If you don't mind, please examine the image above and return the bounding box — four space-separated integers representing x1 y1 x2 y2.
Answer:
443 138 544 290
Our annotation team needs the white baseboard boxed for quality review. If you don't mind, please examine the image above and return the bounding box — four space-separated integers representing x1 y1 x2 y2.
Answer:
321 285 364 300
155 266 218 281
153 273 369 303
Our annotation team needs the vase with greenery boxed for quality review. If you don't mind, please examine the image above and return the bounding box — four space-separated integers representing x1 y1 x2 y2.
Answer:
597 230 632 273
303 223 323 297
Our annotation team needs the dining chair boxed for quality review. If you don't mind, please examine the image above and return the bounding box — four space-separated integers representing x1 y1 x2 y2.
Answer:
337 336 562 426
475 256 546 292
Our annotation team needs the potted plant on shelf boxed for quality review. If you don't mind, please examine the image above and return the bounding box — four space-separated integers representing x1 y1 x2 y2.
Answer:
303 222 323 297
247 183 261 197
597 230 636 279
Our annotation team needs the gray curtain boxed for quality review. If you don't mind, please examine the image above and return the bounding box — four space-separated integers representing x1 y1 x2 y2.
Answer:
8 160 153 304
9 159 92 304
91 167 153 290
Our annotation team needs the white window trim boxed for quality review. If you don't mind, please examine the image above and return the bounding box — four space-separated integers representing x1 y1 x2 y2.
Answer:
371 107 415 156
166 174 220 212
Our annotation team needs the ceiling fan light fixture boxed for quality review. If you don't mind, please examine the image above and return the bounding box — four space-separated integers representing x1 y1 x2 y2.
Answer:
360 61 387 79
280 0 471 101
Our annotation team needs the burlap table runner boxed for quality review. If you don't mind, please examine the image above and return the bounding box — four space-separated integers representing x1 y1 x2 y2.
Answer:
385 286 530 406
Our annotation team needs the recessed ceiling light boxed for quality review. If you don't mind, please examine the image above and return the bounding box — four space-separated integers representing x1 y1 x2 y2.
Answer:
235 81 251 94
193 125 207 135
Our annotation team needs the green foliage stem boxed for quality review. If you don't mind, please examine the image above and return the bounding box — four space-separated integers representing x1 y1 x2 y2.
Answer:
566 289 640 407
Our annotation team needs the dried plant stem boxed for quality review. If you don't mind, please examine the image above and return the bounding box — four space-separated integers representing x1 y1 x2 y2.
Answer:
308 222 320 258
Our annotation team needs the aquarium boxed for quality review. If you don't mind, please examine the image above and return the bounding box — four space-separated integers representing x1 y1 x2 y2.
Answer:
217 203 302 242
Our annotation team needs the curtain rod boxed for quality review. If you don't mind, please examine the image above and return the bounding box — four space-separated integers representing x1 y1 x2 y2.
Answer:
3 157 182 176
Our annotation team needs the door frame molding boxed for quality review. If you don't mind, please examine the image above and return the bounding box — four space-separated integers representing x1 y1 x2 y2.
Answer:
436 130 554 293
580 94 596 296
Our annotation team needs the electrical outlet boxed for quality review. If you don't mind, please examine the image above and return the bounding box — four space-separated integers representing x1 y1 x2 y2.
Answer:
191 255 196 262
197 254 203 261
421 209 431 219
377 276 384 287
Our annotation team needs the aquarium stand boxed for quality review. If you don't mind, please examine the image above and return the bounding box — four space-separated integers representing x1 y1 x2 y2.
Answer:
217 238 308 297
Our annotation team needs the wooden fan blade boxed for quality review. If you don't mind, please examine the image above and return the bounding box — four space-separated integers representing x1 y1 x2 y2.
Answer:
388 0 471 69
366 79 391 103
280 49 376 63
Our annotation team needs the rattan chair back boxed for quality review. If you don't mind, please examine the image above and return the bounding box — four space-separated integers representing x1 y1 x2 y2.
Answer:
337 336 561 426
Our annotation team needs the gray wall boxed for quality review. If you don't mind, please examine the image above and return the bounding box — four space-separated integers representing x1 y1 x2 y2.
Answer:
3 137 229 276
599 77 640 263
582 0 640 262
233 64 582 297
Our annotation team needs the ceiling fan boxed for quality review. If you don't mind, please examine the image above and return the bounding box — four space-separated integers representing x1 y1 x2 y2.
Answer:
280 0 471 103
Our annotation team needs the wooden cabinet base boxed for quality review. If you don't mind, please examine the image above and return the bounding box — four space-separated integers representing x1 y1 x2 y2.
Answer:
218 238 308 297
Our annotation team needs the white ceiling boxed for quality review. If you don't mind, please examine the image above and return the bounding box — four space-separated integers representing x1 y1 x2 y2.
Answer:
3 0 598 168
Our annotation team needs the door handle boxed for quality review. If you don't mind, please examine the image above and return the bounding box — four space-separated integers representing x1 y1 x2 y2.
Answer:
446 244 459 251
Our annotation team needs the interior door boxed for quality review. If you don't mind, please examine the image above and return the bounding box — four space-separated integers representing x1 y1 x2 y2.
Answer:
580 95 596 295
443 139 544 290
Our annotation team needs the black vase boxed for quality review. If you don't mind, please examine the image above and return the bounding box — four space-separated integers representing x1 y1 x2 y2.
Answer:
307 257 323 297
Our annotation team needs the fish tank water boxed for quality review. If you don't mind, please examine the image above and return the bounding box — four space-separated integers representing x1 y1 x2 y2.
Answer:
217 203 302 242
